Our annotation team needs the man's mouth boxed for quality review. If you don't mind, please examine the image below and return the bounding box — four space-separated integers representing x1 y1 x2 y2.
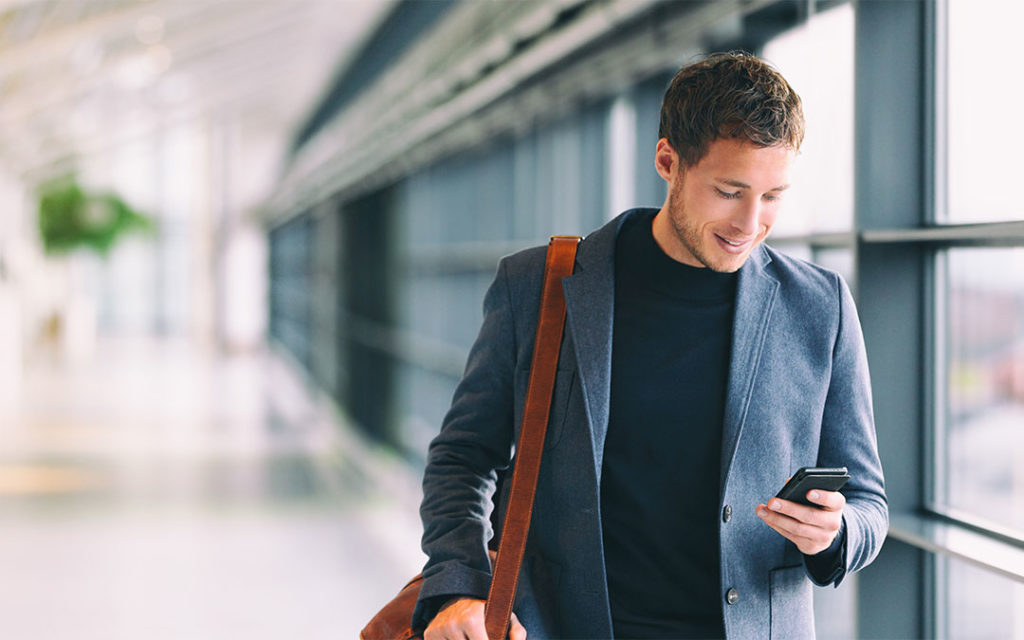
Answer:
715 234 753 253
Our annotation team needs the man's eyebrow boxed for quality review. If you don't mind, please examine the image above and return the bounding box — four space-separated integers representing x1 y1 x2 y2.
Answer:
717 178 790 191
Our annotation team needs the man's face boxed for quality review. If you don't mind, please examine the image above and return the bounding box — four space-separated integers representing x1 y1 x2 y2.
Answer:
652 137 794 273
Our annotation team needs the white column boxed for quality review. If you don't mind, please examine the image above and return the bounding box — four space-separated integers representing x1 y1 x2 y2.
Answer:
607 94 636 220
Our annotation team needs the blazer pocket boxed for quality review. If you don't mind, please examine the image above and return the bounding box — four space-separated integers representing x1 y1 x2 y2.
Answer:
544 369 576 449
769 564 814 640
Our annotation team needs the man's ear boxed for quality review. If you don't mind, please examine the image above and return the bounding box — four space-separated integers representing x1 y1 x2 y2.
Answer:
654 138 677 182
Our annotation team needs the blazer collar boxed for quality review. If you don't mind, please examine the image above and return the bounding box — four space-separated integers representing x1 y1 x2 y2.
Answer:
560 210 636 479
720 243 779 490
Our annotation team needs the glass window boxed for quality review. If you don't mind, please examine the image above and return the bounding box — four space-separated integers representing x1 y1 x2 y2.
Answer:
812 248 855 291
937 247 1024 535
762 2 855 236
775 242 812 263
938 554 1024 639
814 572 857 640
762 245 855 295
944 0 1024 224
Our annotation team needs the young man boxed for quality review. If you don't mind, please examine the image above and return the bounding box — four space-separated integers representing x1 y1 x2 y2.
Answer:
415 52 887 640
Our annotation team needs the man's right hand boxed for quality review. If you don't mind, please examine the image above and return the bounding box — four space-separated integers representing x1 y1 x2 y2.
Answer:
424 597 527 640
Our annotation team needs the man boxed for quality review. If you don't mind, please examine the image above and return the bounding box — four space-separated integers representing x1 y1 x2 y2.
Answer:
414 52 887 640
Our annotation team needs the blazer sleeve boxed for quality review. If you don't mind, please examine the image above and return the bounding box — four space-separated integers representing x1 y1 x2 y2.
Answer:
412 257 521 628
804 273 889 587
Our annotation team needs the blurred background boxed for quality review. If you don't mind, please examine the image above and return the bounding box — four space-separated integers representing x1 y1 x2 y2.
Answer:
0 0 1021 638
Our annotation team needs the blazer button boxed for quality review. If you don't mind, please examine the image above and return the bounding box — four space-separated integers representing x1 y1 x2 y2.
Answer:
726 588 740 605
722 505 733 522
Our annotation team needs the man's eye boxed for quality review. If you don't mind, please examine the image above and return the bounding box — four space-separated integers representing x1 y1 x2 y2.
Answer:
716 188 741 199
763 193 780 202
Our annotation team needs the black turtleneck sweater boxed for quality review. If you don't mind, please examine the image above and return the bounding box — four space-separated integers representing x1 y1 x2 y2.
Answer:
601 209 736 639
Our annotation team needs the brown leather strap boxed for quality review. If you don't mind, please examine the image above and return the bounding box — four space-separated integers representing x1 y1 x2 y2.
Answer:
483 235 579 640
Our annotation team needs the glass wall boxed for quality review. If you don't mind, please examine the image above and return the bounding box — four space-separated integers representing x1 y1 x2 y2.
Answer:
393 101 612 458
929 0 1024 636
940 555 1024 639
763 2 855 237
268 215 313 370
938 248 1024 536
944 0 1024 224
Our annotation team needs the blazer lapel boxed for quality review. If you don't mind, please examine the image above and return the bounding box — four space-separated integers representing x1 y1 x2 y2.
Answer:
560 213 626 480
720 245 779 491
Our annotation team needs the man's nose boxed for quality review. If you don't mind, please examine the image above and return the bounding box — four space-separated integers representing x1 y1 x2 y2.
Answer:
732 200 762 236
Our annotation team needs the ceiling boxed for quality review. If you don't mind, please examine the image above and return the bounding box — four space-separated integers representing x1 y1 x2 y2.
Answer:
0 0 394 187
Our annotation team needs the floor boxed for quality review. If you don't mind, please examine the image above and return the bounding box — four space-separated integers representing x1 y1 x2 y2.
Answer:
0 337 425 639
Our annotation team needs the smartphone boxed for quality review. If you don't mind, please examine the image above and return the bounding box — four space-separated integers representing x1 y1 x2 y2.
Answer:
775 467 850 507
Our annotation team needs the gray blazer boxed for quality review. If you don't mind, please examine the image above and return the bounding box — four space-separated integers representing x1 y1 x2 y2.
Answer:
415 210 887 639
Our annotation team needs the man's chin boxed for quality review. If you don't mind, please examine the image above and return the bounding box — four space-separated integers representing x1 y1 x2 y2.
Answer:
701 252 750 273
698 237 760 272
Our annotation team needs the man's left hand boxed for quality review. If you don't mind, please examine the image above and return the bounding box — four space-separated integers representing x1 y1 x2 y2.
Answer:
756 490 845 555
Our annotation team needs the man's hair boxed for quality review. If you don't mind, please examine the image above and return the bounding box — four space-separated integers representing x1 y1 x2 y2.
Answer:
658 51 805 167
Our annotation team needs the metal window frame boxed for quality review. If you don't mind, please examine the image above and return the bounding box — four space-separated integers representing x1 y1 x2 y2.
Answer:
855 1 1024 638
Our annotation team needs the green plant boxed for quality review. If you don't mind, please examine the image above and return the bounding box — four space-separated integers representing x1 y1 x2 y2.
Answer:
37 177 155 256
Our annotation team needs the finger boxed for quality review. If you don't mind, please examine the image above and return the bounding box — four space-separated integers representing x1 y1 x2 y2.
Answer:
769 496 845 530
759 504 817 539
767 495 845 540
760 502 841 542
509 613 528 640
757 507 816 546
423 624 451 640
757 507 825 553
766 498 831 528
757 504 839 554
762 517 816 549
806 489 846 511
463 610 489 640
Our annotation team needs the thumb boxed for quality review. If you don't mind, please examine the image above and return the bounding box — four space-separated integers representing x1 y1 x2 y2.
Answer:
509 612 527 640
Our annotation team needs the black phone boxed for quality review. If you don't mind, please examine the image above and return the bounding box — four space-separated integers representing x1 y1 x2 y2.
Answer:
775 467 850 507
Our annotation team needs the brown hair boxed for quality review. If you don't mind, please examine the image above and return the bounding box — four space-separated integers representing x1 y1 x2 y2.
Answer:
658 51 805 167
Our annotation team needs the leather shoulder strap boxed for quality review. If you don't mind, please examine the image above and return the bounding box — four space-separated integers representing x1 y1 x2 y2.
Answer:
483 235 580 640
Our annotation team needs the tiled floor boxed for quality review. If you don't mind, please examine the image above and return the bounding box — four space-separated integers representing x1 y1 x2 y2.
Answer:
0 337 425 639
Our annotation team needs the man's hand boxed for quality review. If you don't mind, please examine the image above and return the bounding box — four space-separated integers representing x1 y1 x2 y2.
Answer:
424 597 527 640
756 489 845 555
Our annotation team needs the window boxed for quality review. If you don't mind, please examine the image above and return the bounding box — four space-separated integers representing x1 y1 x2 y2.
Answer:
930 2 1024 635
933 0 1024 541
943 0 1024 224
762 3 855 236
939 555 1024 639
936 247 1024 536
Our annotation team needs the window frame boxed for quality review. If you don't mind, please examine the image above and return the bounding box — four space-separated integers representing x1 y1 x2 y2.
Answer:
923 0 1024 546
852 1 1024 637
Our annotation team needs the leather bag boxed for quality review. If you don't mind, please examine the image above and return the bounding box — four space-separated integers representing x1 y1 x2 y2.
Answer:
360 236 580 640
